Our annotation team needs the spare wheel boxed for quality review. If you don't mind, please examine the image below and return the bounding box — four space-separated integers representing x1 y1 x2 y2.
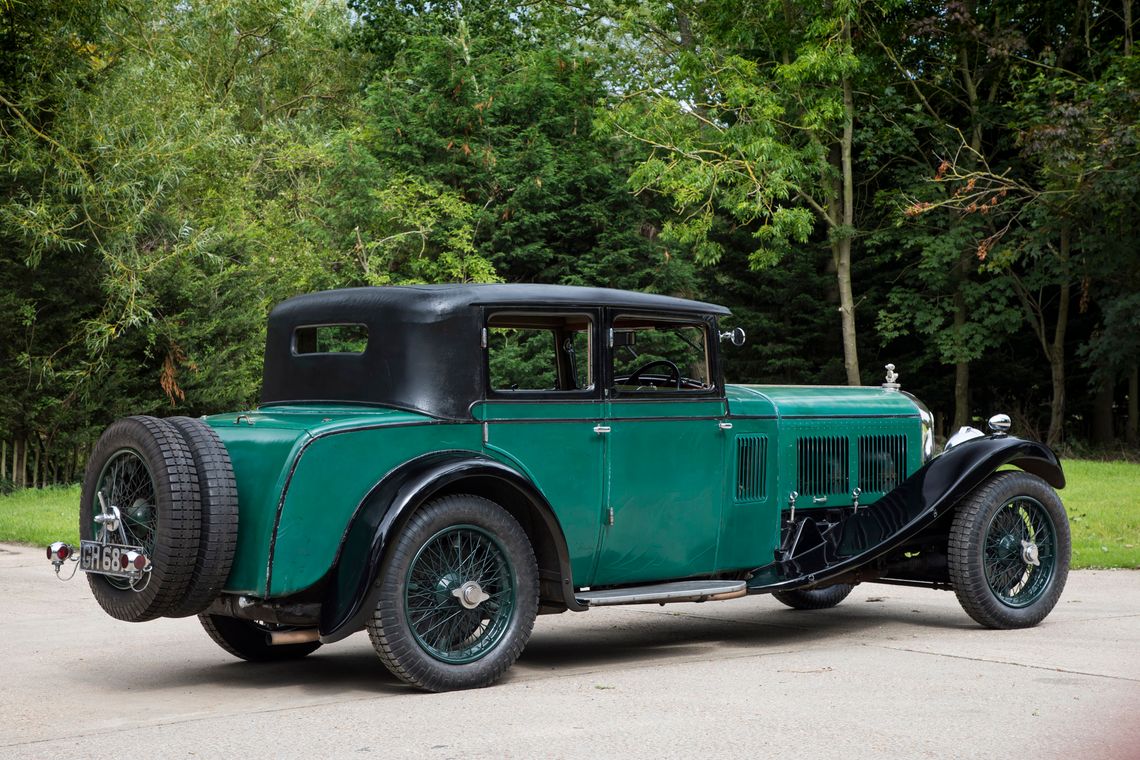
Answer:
80 416 202 622
164 416 239 618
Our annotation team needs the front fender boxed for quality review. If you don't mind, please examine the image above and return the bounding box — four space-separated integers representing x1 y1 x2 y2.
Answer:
318 451 577 642
747 435 1064 592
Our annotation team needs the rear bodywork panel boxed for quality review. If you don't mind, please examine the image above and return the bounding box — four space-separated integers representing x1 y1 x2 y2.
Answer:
208 406 479 596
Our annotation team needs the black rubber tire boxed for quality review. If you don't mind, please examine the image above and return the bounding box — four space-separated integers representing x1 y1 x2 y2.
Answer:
367 494 539 692
80 416 201 622
948 471 1071 629
772 584 855 610
164 417 239 618
198 614 321 662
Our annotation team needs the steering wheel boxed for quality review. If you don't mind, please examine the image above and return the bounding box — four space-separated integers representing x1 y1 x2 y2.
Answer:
626 359 682 389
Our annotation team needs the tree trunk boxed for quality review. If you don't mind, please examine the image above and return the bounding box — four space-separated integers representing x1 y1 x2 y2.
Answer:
837 66 860 386
1 440 6 482
953 268 970 429
954 360 970 430
1092 374 1115 445
1045 227 1072 447
1125 0 1133 57
1128 363 1138 446
32 441 40 489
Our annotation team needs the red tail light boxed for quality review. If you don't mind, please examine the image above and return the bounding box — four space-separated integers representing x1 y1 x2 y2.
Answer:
47 542 72 562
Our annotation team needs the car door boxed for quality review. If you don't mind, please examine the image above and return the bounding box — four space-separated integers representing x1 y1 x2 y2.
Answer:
473 308 606 586
591 312 729 586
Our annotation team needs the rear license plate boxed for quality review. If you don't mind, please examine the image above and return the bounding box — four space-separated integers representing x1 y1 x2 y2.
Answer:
80 540 143 578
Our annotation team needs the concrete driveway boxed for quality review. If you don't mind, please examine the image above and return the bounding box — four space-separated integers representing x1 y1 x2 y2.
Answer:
2 542 1137 759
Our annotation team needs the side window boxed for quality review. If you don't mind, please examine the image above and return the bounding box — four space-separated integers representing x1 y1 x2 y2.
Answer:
611 316 712 393
293 324 368 354
487 313 593 394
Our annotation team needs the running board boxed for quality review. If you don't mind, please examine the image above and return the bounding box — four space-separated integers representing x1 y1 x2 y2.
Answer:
576 580 747 607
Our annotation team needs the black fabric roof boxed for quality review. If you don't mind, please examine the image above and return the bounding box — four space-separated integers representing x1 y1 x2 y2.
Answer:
260 284 730 418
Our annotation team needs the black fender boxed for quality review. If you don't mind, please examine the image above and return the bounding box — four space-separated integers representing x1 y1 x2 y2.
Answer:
747 435 1064 592
318 451 580 642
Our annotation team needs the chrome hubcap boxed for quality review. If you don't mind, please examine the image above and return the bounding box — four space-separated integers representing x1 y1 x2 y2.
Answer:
452 580 490 610
1021 540 1041 567
94 501 122 534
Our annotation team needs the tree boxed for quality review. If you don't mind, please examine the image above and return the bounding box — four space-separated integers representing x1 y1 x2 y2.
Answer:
605 0 869 384
352 0 694 294
905 3 1139 444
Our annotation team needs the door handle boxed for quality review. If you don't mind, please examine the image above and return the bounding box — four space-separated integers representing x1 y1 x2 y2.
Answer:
718 421 733 430
593 425 611 434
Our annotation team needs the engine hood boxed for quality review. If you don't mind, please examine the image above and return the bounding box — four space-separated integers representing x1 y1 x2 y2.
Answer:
726 384 923 419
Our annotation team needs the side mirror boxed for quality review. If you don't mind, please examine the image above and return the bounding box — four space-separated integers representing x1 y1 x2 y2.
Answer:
719 327 746 347
611 329 637 348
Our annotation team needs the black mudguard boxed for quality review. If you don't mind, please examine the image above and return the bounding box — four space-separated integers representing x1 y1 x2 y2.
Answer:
318 451 577 642
747 435 1064 592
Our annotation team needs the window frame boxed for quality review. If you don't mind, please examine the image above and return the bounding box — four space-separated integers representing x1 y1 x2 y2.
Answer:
291 322 370 356
482 308 601 401
605 311 723 400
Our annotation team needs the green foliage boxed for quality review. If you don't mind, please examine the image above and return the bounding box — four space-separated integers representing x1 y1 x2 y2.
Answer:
356 2 690 292
1 0 1139 475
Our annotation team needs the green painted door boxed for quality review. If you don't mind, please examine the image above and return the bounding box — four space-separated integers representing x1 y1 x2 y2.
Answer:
592 313 729 586
594 398 728 585
475 400 605 585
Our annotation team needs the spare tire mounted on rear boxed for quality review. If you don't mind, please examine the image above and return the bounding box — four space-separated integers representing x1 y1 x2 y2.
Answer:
80 415 238 623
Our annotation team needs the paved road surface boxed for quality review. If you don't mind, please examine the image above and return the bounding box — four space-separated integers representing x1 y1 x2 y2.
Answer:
2 543 1137 759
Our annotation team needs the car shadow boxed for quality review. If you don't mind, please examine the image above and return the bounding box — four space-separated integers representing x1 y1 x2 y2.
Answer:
79 597 975 695
517 596 974 672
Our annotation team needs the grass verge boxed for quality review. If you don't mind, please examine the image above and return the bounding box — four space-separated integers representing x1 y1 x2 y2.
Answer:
0 484 80 547
1063 460 1140 569
1 460 1136 568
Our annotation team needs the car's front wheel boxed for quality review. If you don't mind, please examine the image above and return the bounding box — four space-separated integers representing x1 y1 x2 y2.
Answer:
948 471 1070 629
367 494 539 691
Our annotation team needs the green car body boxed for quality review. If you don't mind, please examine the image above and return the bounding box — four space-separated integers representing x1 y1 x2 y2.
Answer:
209 385 923 600
63 284 1071 691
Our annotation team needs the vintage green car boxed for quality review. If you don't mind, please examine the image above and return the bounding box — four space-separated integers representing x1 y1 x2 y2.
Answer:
48 284 1070 691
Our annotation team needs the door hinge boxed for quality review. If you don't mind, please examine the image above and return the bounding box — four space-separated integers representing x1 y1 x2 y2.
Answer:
606 507 614 526
480 327 488 349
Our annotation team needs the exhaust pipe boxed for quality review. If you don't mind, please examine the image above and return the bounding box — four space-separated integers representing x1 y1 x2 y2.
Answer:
266 628 320 646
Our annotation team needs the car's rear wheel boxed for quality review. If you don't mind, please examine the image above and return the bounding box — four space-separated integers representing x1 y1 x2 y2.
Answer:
948 471 1070 629
198 614 321 662
80 416 202 622
367 494 539 692
772 583 855 610
164 417 239 618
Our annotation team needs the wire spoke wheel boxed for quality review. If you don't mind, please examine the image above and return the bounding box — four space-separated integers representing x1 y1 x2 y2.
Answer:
982 496 1058 608
79 416 201 622
948 471 1070 629
368 494 539 691
405 525 516 664
94 450 158 589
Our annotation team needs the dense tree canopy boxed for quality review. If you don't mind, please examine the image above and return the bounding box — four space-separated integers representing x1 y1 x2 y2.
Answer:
1 0 1137 487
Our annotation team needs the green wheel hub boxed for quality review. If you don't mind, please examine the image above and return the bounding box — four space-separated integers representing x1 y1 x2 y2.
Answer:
404 524 517 664
983 496 1058 608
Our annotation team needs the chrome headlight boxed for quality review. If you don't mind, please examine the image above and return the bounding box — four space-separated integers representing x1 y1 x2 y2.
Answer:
901 391 935 462
945 426 985 451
